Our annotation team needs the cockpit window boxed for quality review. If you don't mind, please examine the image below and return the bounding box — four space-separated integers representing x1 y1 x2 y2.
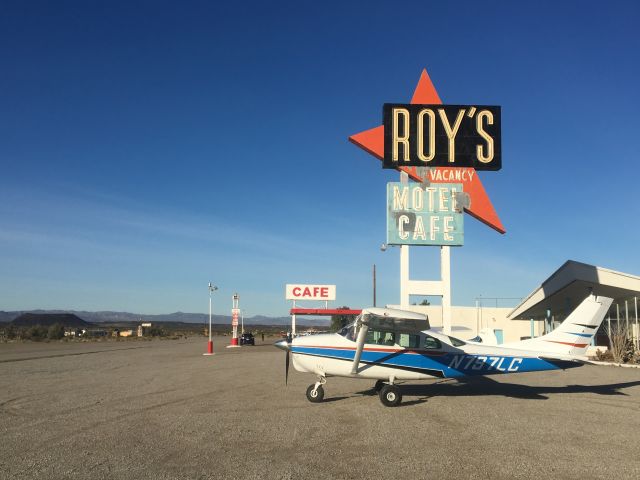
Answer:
448 336 466 347
337 322 356 341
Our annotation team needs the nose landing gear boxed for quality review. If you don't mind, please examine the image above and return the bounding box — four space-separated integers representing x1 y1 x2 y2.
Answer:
305 376 326 403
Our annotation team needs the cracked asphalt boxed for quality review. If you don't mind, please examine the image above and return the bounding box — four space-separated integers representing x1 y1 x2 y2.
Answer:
1 336 639 479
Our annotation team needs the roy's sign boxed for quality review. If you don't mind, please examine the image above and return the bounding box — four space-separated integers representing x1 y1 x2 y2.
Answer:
286 284 336 301
387 182 464 246
383 104 501 171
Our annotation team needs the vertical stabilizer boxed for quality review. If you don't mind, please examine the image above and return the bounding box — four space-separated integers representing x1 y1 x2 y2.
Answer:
506 295 613 356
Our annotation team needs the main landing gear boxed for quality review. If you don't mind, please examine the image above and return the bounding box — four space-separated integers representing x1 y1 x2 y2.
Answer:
378 384 402 407
375 378 402 406
305 377 403 407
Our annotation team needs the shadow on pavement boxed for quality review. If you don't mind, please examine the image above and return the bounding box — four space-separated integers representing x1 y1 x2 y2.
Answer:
397 377 640 401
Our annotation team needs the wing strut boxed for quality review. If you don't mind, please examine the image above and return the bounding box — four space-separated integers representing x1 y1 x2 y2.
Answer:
350 323 368 374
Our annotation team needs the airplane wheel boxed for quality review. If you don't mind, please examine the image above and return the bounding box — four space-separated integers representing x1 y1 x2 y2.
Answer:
306 384 324 403
379 385 402 407
374 380 385 392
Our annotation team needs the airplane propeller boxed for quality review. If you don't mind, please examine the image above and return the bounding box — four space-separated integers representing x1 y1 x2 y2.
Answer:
274 336 292 385
285 347 290 385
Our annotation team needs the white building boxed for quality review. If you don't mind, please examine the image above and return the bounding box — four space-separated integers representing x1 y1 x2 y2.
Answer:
391 260 640 348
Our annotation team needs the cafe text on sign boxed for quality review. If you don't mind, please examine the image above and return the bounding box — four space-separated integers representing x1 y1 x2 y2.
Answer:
383 104 501 171
386 182 464 246
285 284 336 301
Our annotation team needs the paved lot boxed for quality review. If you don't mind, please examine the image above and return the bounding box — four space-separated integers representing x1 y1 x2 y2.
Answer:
1 336 639 480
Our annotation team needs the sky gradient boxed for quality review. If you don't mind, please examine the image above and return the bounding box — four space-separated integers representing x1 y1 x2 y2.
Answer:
1 1 639 316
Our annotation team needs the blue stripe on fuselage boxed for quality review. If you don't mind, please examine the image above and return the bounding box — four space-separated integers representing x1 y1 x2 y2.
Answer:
291 346 573 378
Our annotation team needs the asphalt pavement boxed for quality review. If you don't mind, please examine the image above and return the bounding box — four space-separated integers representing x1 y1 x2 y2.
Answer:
1 336 639 479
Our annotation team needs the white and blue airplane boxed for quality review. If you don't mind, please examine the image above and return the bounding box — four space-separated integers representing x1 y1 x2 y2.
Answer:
275 294 613 407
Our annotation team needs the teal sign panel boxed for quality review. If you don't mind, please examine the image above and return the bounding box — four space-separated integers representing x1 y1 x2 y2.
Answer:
386 182 464 246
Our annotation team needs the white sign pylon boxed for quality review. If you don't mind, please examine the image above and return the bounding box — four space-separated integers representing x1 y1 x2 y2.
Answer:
398 171 452 334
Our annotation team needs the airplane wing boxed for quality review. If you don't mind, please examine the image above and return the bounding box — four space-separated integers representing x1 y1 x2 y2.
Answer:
430 326 472 333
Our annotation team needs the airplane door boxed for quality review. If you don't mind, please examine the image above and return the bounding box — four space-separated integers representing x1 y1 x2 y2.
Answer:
494 329 504 345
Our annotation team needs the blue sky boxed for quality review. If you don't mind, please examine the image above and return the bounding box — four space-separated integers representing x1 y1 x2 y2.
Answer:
1 1 639 316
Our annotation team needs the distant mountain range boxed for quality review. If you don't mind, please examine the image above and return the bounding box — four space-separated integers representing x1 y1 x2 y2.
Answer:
0 310 330 326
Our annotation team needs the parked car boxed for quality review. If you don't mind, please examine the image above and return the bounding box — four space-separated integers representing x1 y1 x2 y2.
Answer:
240 332 255 345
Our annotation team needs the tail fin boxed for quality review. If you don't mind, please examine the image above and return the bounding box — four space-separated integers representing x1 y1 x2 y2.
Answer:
507 295 613 356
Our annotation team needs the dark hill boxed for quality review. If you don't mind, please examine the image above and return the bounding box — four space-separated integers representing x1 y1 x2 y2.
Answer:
11 313 91 328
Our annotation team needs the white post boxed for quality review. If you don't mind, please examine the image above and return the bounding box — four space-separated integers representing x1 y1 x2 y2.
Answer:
292 300 296 336
399 170 410 307
625 300 629 337
205 283 217 355
441 246 451 335
400 245 410 307
635 296 639 349
530 318 534 339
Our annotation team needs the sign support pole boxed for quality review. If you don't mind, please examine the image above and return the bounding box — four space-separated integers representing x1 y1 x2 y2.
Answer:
292 300 296 336
441 246 452 335
399 171 410 307
204 283 217 356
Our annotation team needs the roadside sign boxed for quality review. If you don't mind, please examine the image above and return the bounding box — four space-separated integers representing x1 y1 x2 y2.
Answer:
285 284 336 301
386 182 464 246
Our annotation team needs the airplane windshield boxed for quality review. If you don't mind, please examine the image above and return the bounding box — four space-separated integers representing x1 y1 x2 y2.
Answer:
337 322 357 342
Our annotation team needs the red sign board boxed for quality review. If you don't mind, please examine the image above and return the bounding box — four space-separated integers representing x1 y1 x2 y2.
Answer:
349 69 505 234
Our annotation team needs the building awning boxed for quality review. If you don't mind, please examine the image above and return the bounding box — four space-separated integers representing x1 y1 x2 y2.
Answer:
290 308 362 316
508 260 640 320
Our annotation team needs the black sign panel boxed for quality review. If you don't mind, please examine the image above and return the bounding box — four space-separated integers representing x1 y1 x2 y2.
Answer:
383 104 501 171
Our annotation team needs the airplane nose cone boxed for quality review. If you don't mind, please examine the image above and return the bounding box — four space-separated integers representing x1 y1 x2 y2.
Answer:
274 339 290 352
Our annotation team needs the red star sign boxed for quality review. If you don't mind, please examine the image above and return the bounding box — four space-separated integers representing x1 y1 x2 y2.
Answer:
348 69 505 234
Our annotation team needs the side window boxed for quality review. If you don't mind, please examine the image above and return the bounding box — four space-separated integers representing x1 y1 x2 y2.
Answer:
398 333 420 348
423 335 442 350
448 336 466 347
366 329 396 345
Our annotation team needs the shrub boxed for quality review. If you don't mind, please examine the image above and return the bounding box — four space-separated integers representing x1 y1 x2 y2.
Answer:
607 322 635 363
23 325 47 341
147 326 165 337
47 323 65 340
5 324 17 340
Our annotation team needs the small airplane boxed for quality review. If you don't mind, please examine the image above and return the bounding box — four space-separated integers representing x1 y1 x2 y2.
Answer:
274 294 613 407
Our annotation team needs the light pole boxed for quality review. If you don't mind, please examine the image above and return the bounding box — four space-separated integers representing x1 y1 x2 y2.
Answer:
204 282 218 355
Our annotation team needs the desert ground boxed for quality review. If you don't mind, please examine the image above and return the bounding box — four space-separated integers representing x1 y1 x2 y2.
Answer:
1 336 639 479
